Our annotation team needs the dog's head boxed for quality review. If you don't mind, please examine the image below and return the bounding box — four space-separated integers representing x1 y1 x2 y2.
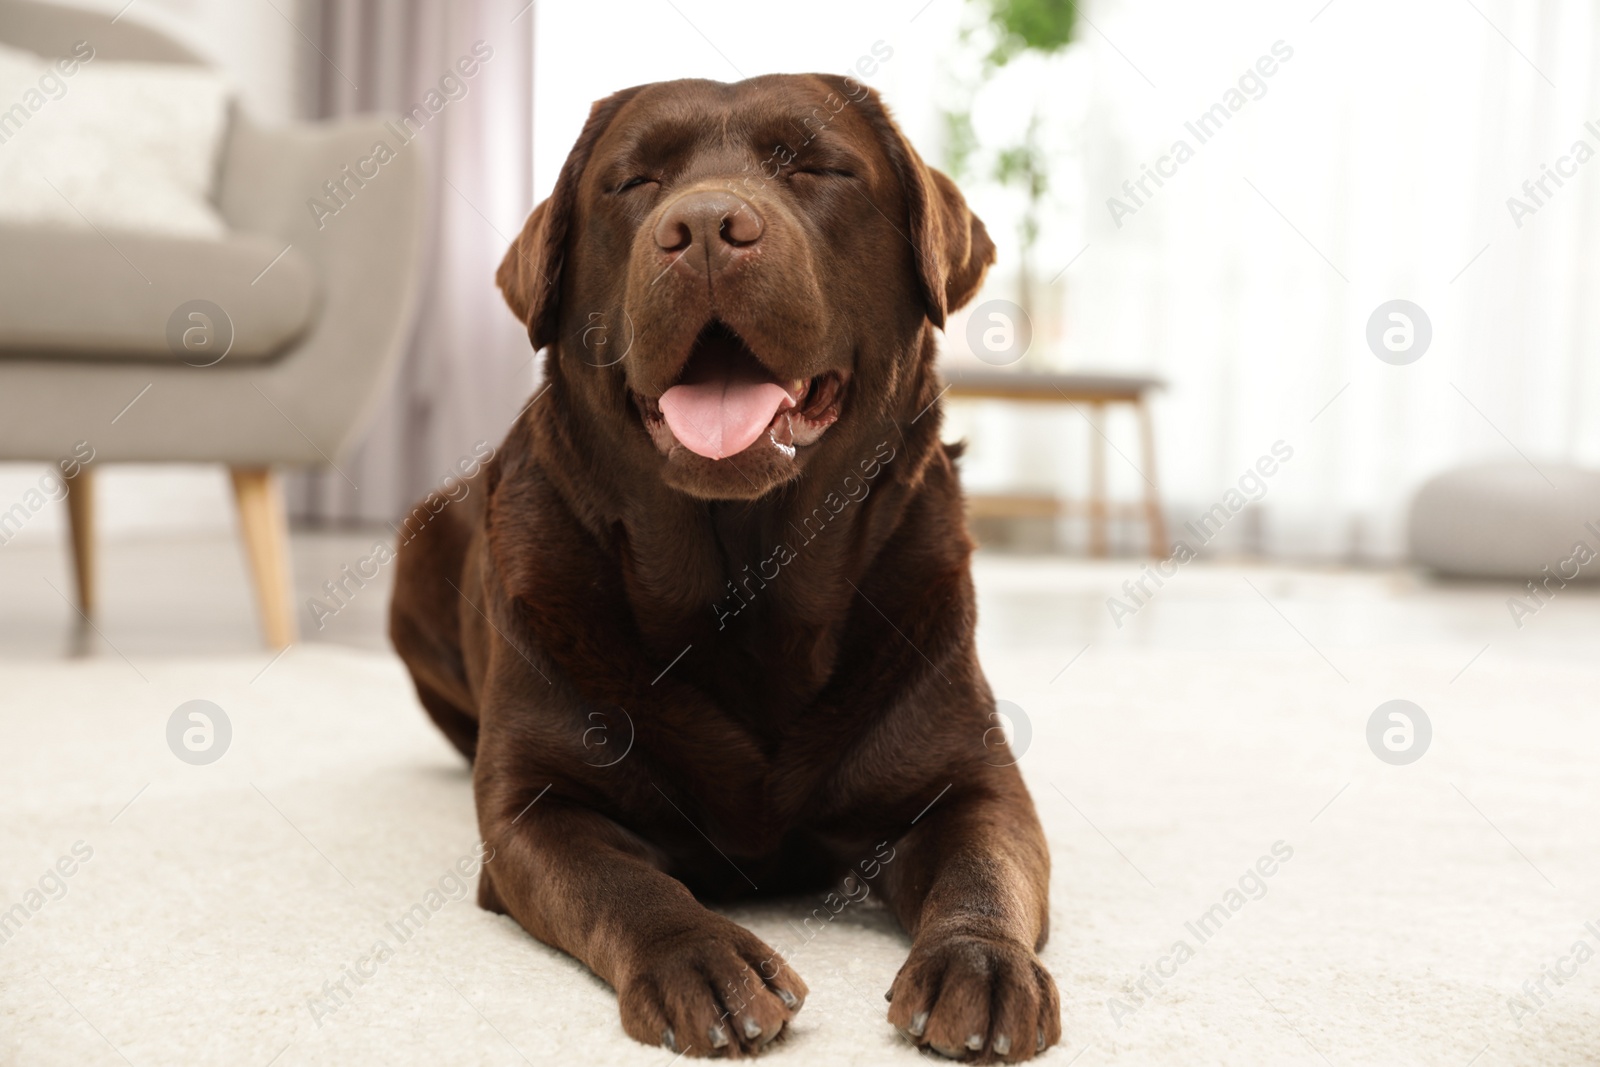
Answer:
497 75 993 501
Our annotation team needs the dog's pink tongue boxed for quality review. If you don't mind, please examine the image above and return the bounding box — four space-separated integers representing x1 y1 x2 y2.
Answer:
659 363 793 460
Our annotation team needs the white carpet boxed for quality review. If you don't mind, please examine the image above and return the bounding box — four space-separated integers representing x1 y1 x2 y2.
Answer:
2 634 1598 1066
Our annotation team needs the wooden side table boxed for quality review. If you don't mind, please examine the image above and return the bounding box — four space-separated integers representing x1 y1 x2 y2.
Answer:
941 366 1168 558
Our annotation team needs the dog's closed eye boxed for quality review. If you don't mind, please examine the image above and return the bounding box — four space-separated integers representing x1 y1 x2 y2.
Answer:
614 176 659 194
790 167 856 180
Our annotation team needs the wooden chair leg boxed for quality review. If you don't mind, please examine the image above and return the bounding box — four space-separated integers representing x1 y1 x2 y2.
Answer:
1137 395 1168 557
64 466 95 616
1087 401 1108 557
229 466 296 648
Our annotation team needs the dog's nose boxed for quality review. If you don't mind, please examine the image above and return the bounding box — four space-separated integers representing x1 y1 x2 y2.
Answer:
653 190 764 274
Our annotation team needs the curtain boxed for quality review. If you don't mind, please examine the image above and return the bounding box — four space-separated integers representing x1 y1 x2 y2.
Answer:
951 0 1600 560
288 0 536 525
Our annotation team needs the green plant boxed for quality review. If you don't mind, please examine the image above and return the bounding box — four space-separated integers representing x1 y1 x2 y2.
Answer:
944 0 1077 353
984 0 1078 65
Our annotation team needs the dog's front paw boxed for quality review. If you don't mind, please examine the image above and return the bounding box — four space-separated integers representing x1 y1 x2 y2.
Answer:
617 919 808 1057
886 933 1060 1063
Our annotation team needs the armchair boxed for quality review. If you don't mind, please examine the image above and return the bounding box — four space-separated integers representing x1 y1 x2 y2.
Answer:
0 0 426 647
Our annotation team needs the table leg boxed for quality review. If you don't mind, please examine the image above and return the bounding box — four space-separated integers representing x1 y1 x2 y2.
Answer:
64 466 94 616
1088 401 1107 557
1137 395 1168 557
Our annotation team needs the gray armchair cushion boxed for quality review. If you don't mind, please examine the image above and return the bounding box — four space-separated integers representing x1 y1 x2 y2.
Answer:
0 225 317 363
0 0 205 64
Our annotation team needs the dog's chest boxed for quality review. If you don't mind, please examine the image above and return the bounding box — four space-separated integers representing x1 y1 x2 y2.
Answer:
640 690 856 858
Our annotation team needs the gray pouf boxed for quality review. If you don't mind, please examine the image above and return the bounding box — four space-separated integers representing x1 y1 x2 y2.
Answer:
1409 461 1600 579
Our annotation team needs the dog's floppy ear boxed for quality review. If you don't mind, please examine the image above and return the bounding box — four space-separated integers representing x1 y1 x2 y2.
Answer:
843 82 996 328
496 198 556 346
914 165 996 326
497 87 641 349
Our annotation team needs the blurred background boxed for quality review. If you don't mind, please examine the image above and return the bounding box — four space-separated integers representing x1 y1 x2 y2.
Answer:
1 0 1597 651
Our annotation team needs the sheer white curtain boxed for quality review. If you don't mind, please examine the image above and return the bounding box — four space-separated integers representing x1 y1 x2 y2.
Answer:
985 0 1600 560
289 0 536 525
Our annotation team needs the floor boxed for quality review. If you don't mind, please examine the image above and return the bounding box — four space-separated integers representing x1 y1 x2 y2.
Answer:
4 527 1596 666
0 529 400 659
2 531 1599 1066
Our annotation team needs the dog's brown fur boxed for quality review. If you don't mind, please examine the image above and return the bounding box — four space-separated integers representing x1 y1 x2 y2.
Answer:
390 74 1058 1061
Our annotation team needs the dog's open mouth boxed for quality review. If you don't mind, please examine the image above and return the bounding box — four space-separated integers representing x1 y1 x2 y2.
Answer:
635 322 845 460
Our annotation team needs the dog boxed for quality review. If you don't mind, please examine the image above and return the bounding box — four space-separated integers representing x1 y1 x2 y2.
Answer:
389 73 1058 1062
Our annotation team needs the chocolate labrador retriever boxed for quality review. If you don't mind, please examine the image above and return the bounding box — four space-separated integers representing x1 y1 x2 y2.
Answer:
390 74 1058 1061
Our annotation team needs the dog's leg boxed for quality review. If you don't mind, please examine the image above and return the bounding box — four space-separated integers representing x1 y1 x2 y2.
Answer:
476 777 807 1057
879 778 1060 1063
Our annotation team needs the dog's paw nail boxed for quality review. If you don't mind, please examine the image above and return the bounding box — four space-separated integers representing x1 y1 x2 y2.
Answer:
883 988 893 1003
966 1033 983 1050
909 1010 929 1037
932 1043 964 1058
709 1023 729 1049
742 1017 762 1040
777 987 799 1009
662 1027 678 1053
994 1033 1012 1055
1037 1027 1046 1052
